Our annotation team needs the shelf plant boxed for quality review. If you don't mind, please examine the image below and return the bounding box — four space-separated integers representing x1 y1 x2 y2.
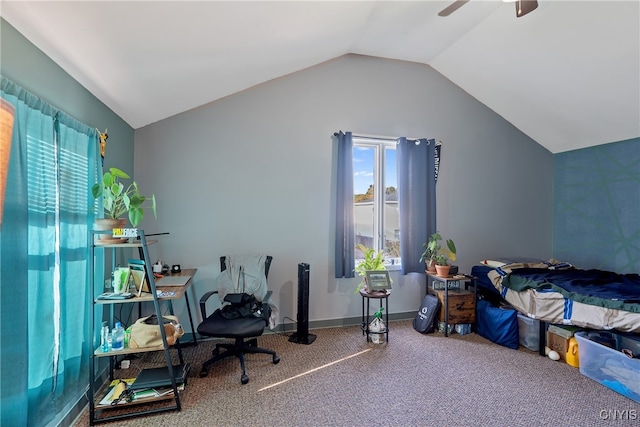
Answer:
420 232 456 277
91 167 157 228
419 232 439 273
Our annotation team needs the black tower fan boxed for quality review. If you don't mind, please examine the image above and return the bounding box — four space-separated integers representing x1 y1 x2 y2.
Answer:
289 263 316 345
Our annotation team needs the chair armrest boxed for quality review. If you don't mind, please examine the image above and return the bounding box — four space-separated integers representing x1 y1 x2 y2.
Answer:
263 290 273 304
199 290 219 319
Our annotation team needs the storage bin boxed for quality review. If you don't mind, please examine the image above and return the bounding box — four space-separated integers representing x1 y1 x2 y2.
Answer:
575 331 640 402
615 332 640 358
517 313 540 351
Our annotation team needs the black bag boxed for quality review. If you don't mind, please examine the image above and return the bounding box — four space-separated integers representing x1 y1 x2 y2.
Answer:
413 294 440 334
220 293 268 320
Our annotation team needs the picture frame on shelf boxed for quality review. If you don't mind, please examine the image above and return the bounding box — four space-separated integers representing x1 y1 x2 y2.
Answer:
365 270 391 292
129 259 150 295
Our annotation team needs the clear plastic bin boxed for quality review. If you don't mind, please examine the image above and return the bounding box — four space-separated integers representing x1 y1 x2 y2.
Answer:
575 331 640 402
517 313 540 351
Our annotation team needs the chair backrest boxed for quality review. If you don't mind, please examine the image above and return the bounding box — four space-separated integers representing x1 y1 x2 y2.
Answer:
220 255 272 280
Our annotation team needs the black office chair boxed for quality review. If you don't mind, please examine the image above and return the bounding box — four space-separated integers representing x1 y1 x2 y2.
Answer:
197 255 280 384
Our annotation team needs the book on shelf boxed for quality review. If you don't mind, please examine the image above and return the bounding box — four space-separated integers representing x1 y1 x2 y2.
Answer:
98 378 184 406
130 364 190 390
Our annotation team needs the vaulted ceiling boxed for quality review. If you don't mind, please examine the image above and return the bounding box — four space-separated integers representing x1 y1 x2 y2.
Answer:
2 1 638 153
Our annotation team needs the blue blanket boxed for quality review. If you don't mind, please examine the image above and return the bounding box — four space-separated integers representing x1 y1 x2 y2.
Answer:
503 269 640 313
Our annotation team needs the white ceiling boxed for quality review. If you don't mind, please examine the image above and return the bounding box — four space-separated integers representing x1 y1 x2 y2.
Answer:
2 0 638 153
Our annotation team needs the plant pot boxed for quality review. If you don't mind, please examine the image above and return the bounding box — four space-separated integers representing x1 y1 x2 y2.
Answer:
426 261 437 274
435 264 451 278
94 218 128 244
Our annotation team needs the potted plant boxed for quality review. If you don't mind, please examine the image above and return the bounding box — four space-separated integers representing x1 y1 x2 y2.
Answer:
434 235 456 278
419 232 441 274
421 232 456 277
91 167 157 241
354 243 388 293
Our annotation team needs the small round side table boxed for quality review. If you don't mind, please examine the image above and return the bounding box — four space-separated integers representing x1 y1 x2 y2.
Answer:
359 288 390 343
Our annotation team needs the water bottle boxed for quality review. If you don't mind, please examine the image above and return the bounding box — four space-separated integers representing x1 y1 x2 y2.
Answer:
112 322 125 350
100 321 110 352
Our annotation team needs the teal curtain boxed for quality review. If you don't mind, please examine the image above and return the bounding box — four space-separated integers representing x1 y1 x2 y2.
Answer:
1 77 101 426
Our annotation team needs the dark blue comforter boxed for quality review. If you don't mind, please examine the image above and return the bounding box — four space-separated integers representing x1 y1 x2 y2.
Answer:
503 268 640 313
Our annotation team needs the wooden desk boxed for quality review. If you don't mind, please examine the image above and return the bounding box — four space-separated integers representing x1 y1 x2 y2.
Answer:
156 269 198 346
96 268 198 346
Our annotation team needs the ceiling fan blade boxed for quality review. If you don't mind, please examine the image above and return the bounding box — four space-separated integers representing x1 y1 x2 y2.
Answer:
515 0 538 18
438 0 471 17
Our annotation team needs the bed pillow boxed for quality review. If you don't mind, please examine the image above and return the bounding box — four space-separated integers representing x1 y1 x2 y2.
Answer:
479 259 508 268
479 257 547 269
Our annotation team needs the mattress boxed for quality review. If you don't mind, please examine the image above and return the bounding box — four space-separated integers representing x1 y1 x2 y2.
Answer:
471 265 501 296
473 260 640 333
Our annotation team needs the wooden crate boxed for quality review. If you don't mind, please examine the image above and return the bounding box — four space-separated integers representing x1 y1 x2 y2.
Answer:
433 289 475 324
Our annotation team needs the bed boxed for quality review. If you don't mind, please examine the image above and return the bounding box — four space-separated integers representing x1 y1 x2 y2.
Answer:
471 259 640 334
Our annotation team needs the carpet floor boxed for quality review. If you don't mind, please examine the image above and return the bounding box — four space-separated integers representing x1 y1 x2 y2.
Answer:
73 320 639 426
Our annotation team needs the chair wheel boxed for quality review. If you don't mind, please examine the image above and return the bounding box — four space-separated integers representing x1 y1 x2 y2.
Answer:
273 355 280 364
241 374 249 385
199 368 208 378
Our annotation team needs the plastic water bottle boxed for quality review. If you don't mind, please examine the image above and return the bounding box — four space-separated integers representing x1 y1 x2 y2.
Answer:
100 321 110 352
112 322 125 350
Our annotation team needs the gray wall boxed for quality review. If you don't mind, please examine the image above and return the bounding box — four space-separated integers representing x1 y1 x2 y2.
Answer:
1 17 553 330
134 54 553 330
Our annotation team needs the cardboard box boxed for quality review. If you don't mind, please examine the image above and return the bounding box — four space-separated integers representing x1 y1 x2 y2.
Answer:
546 330 570 360
546 325 580 361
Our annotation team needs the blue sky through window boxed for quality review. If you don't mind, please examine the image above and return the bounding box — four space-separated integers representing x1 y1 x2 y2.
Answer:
353 146 396 194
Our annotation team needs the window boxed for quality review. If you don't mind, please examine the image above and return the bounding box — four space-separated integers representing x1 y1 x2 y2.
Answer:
335 130 438 277
353 137 400 267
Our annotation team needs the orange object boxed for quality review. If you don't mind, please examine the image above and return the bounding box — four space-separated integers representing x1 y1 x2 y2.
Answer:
566 337 580 367
1 99 15 226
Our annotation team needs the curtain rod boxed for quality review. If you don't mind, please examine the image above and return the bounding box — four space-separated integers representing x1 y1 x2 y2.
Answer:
349 132 442 145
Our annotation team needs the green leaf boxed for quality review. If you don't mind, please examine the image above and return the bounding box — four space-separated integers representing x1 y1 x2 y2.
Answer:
91 183 102 199
129 207 143 228
109 167 130 179
446 239 456 255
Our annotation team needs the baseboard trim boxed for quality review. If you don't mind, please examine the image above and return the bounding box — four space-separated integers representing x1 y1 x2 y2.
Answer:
271 311 416 335
185 311 415 343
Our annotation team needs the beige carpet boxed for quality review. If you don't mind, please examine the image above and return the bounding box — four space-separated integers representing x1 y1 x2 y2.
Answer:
74 320 639 426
